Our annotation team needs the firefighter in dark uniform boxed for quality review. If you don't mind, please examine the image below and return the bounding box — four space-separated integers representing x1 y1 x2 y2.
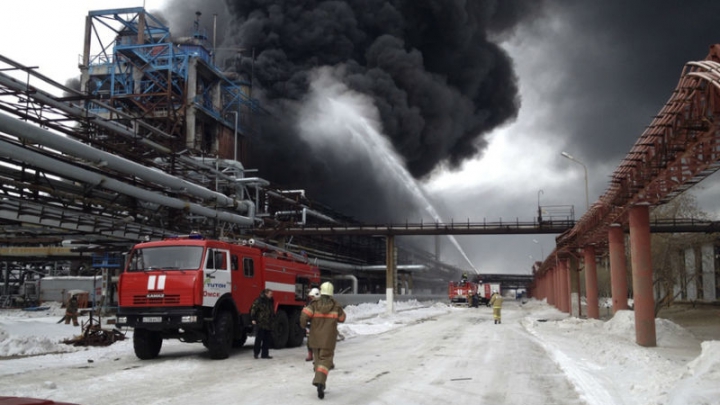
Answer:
250 289 275 359
300 282 346 399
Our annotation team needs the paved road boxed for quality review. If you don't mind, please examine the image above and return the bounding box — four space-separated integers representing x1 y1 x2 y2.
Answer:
1 304 585 405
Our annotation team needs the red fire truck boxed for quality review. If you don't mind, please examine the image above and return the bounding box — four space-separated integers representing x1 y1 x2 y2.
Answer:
115 235 320 360
447 280 478 306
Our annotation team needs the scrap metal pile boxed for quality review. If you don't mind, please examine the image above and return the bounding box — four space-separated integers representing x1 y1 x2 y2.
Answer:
62 315 125 347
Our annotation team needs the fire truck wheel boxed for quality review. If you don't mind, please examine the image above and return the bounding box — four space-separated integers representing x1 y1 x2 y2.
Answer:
272 309 289 349
286 310 305 348
133 328 162 360
207 311 233 359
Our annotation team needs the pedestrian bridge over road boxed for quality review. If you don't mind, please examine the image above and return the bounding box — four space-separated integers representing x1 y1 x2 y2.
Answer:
254 217 720 238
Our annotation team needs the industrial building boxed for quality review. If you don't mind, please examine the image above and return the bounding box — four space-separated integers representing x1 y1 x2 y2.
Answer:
0 7 466 308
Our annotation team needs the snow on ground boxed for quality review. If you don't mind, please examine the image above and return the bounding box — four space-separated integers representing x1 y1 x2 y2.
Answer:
1 298 719 405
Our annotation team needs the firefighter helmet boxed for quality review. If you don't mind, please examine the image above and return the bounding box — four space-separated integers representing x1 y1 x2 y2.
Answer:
309 288 320 298
320 282 334 296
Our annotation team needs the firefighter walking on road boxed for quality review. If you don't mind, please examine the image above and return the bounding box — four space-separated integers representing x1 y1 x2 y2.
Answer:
300 282 346 400
489 290 503 324
305 287 321 362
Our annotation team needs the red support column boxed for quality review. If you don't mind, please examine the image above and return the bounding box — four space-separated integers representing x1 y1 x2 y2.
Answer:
559 260 569 313
584 246 599 319
608 225 629 313
565 260 572 314
553 263 562 311
543 269 552 304
629 205 656 347
556 265 562 309
548 267 556 306
546 273 551 302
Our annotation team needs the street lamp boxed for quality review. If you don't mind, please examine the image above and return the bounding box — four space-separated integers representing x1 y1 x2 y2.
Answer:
230 111 239 162
532 239 544 259
537 189 544 223
561 151 589 210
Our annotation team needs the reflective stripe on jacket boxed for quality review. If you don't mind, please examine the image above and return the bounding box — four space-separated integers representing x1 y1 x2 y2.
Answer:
300 296 346 350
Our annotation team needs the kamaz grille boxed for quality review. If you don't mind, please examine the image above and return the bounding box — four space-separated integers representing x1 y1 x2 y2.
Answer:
133 295 181 305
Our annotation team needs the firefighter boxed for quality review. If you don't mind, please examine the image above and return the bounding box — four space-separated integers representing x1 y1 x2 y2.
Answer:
471 292 480 308
305 287 321 362
489 290 504 324
250 289 275 359
64 294 80 326
300 282 346 400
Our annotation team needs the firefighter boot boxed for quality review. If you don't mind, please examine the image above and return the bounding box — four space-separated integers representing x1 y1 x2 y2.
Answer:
306 349 313 362
316 383 325 399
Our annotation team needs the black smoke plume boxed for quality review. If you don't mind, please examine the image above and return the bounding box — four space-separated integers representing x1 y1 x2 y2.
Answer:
166 0 545 221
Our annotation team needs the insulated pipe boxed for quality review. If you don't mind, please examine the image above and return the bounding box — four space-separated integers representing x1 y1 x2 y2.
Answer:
265 190 338 224
362 264 428 272
274 208 345 226
275 210 306 225
0 73 173 144
0 71 243 190
245 239 309 263
279 189 306 198
303 208 338 224
332 275 358 294
242 200 256 220
234 177 271 186
312 259 426 272
0 139 254 226
0 113 237 209
0 198 168 241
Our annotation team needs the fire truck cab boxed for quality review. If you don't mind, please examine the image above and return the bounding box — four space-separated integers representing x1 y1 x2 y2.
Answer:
116 235 320 360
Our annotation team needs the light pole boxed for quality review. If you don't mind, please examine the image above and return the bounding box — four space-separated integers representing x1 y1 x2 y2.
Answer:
537 189 544 223
230 111 239 162
561 151 589 210
532 238 544 259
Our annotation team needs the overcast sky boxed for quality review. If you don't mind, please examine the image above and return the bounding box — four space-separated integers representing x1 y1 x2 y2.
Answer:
3 1 720 275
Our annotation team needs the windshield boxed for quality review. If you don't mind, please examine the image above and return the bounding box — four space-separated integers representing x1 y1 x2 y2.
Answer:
127 246 204 272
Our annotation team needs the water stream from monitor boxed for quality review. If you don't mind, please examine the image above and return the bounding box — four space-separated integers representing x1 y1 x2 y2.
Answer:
343 115 478 273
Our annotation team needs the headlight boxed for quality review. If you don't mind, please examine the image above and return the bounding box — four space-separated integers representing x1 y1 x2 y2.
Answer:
117 316 127 324
181 315 197 323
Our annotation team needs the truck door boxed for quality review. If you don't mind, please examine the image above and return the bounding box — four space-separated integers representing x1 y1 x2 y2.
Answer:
231 254 263 314
202 248 231 307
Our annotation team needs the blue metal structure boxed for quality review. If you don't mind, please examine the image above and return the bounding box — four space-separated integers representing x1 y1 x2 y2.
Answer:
80 7 259 162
